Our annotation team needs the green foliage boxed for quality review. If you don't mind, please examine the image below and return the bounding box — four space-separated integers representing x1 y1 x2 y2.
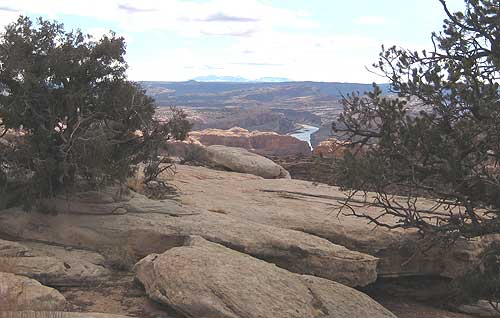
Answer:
334 0 500 307
0 16 191 208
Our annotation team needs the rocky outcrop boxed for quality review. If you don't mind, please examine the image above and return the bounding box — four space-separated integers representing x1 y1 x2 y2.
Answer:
0 164 484 284
0 239 110 286
0 190 378 287
164 165 488 280
190 127 311 156
0 164 494 317
0 165 484 285
0 272 67 311
204 145 291 179
0 255 110 286
134 236 396 318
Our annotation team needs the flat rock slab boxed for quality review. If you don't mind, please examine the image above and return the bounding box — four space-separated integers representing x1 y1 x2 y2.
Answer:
0 255 110 286
0 240 110 286
0 196 377 287
40 187 199 217
166 165 488 279
23 241 106 266
134 236 396 318
0 272 67 311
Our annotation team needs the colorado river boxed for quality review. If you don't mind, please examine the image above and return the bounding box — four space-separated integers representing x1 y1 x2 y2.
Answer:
288 124 319 150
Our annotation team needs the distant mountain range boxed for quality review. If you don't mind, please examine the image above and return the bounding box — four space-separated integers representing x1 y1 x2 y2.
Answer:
191 75 292 83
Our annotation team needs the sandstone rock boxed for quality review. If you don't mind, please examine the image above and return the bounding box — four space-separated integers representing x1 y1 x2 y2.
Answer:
0 272 66 311
0 255 110 286
299 275 398 318
0 238 31 257
204 145 291 179
0 238 110 287
23 241 106 266
0 164 488 288
40 187 197 217
0 192 378 287
134 236 396 318
190 127 311 156
165 165 488 280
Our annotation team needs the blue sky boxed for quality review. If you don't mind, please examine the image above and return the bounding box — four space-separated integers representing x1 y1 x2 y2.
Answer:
0 0 465 82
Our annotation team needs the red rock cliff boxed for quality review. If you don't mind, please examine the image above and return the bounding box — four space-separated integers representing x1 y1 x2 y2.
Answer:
190 127 311 156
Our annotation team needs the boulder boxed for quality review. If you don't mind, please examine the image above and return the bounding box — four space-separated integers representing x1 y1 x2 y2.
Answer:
204 145 291 179
0 272 66 311
190 127 311 156
134 236 396 318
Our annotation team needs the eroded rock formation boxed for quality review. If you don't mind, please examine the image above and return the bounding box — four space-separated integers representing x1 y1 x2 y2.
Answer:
190 127 311 156
0 163 492 317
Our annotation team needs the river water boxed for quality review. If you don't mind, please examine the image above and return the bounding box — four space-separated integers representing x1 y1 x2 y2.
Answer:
288 124 320 150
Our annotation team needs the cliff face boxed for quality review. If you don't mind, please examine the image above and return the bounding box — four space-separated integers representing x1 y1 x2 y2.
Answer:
190 127 311 157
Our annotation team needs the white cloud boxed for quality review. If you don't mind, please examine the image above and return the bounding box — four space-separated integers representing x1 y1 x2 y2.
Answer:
128 31 384 83
0 0 315 36
354 16 387 25
0 0 393 82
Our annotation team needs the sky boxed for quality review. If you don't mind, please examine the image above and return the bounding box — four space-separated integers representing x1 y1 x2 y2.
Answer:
0 0 466 83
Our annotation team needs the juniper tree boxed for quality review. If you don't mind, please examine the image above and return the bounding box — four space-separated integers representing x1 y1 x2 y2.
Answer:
333 0 500 308
0 16 191 209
